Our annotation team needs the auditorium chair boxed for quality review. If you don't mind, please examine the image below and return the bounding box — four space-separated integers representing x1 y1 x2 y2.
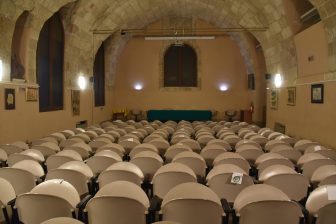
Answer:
207 139 232 151
130 151 163 182
46 161 94 197
264 139 290 152
70 133 91 143
7 149 44 167
160 182 226 224
164 144 192 163
275 135 297 146
170 134 190 145
149 138 170 156
235 139 261 150
46 150 82 171
249 135 268 148
213 152 251 174
222 135 241 148
235 145 264 165
206 164 254 204
129 143 159 159
48 132 66 143
294 140 319 153
152 163 197 200
15 179 81 224
0 144 24 156
258 164 309 202
196 134 216 148
62 147 91 160
97 162 144 189
255 153 295 176
41 217 84 224
301 158 336 180
118 138 140 154
31 137 58 146
0 177 16 224
306 185 336 224
233 184 304 224
152 221 181 224
179 139 201 153
0 148 7 167
200 144 228 167
60 130 75 139
311 165 336 187
172 151 206 182
88 138 112 151
85 150 122 176
84 181 150 224
272 147 302 164
95 143 125 158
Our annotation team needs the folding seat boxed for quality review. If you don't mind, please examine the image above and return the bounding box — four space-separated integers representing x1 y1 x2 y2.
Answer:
11 141 29 150
216 128 234 138
72 127 85 134
60 130 75 139
97 162 144 188
297 152 326 167
233 184 303 224
85 180 149 224
160 183 225 224
179 139 201 153
86 150 122 175
0 148 7 167
46 150 82 171
7 149 44 166
63 147 91 160
249 135 268 148
0 144 24 156
96 143 125 158
41 217 84 224
197 135 215 148
213 152 251 174
144 125 155 134
118 138 140 154
144 134 165 143
311 165 336 187
96 133 115 142
46 161 94 197
119 133 140 142
272 147 302 164
59 139 82 149
275 135 297 146
255 153 294 175
0 177 16 224
264 139 290 152
15 179 80 224
84 130 98 140
130 151 164 182
259 129 273 138
129 143 158 159
235 139 262 150
208 139 232 151
195 130 213 140
314 149 336 161
294 139 319 153
31 137 58 146
259 165 309 202
89 128 105 136
243 132 258 140
267 132 283 140
206 164 254 203
237 129 254 139
49 132 67 143
70 133 91 143
236 145 264 164
218 131 236 140
200 144 228 167
222 135 241 148
149 138 170 156
164 144 192 163
152 163 197 199
247 125 260 133
88 138 112 151
304 145 327 154
170 134 190 145
298 153 336 179
172 151 207 180
306 185 336 224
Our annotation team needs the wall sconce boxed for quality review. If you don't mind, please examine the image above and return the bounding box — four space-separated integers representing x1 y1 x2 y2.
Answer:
134 83 143 91
0 59 3 81
219 84 229 92
274 73 282 88
77 75 87 90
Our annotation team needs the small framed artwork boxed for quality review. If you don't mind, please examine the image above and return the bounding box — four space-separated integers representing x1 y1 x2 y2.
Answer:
311 83 324 104
26 87 38 102
270 89 278 110
71 90 80 116
5 88 15 110
287 87 296 106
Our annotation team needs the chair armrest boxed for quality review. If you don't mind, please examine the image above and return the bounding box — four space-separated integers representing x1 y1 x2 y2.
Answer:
293 200 308 224
7 198 16 207
77 194 93 209
149 195 162 212
221 199 233 224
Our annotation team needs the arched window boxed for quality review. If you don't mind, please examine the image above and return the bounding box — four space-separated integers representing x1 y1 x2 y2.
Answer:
164 44 197 87
93 43 105 107
37 13 64 112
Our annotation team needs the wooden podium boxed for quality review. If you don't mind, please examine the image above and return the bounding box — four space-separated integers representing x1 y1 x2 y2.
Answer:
240 110 252 123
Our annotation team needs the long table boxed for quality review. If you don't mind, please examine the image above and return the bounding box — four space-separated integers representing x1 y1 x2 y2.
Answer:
147 110 212 122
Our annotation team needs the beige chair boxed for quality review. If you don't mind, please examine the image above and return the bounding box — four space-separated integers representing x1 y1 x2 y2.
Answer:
88 139 111 151
46 151 82 171
60 129 75 138
85 181 149 224
172 151 207 179
264 139 290 152
235 145 264 164
200 144 228 167
197 135 216 148
255 153 294 174
11 141 29 150
259 165 309 201
96 143 125 157
235 140 261 150
0 167 37 195
98 162 144 188
179 139 201 153
130 151 163 181
164 144 192 163
49 132 66 143
15 179 80 224
273 148 302 164
161 182 225 224
152 221 181 224
152 163 197 199
222 135 241 148
213 152 251 174
233 184 303 224
206 164 254 203
0 144 24 156
130 143 158 159
306 185 336 224
46 161 93 197
0 177 16 224
249 135 268 148
7 150 44 167
118 138 140 154
86 151 122 175
207 139 232 151
149 138 170 156
294 140 318 153
0 148 7 167
41 217 83 224
275 135 297 146
311 165 336 187
12 160 45 179
302 158 336 180
59 139 82 149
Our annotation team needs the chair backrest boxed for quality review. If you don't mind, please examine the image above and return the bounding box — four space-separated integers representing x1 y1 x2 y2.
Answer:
130 151 163 181
306 185 336 224
311 165 336 184
46 155 78 171
41 217 83 224
0 177 16 222
161 182 223 224
0 168 36 195
200 144 227 166
302 159 336 179
164 144 192 162
12 159 45 178
172 151 207 178
86 155 121 175
152 163 197 199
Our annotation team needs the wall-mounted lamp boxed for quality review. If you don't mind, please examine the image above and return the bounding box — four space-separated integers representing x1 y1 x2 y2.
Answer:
0 59 3 81
219 84 229 92
134 83 143 91
274 73 282 88
78 75 87 90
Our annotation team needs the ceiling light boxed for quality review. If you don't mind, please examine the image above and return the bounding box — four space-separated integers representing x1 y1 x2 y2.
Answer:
134 83 143 91
78 75 87 90
0 59 3 81
274 73 282 88
219 84 229 92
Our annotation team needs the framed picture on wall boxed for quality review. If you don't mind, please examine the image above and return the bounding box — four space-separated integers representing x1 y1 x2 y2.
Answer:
71 90 80 116
311 83 324 104
5 88 15 110
26 87 38 101
287 87 296 106
270 89 278 110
